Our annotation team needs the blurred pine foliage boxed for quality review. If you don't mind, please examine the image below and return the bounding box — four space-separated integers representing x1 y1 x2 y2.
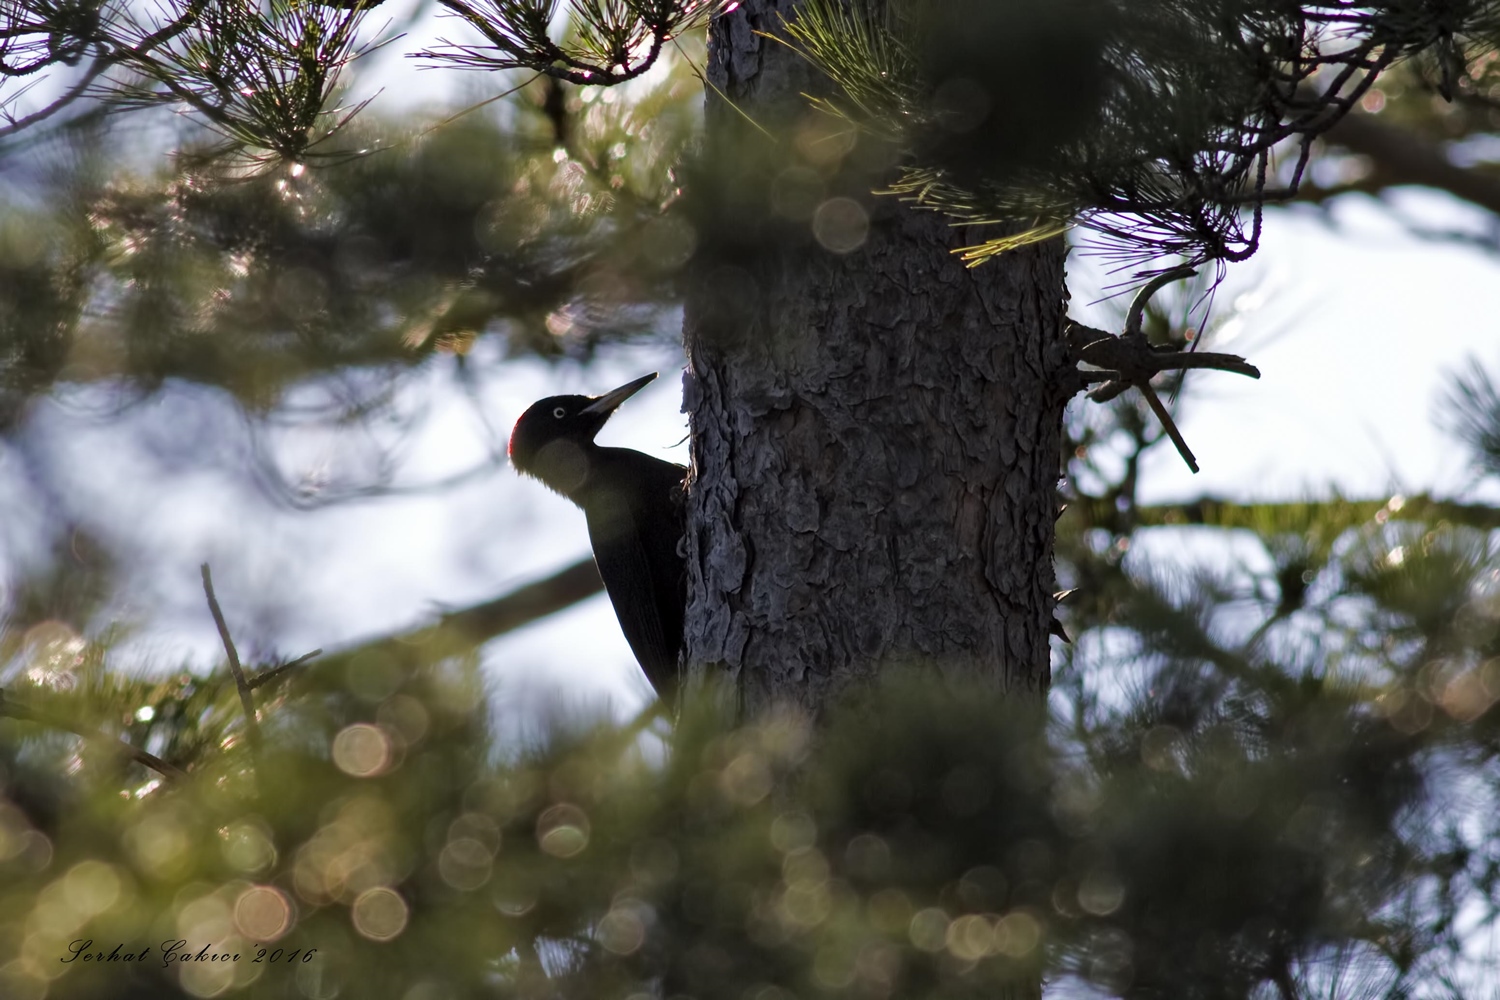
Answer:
2 3 1499 997
4 351 1500 996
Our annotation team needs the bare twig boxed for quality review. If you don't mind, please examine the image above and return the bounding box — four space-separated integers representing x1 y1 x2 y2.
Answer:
0 689 189 782
247 648 322 690
0 52 108 139
1137 381 1200 473
200 563 262 754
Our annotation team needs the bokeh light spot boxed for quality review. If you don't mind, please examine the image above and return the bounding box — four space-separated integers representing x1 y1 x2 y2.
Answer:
332 723 393 778
178 892 233 942
719 752 772 806
491 882 538 917
377 695 430 745
1077 870 1126 916
235 885 293 941
994 910 1041 957
812 198 869 254
351 887 408 941
782 847 829 887
908 907 950 952
438 838 494 891
536 804 590 858
124 811 191 879
777 879 831 929
20 621 84 689
597 903 648 955
770 811 816 853
221 820 277 874
945 914 996 961
63 860 121 917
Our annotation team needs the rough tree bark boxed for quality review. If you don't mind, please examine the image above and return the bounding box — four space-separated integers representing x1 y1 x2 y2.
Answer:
681 0 1071 716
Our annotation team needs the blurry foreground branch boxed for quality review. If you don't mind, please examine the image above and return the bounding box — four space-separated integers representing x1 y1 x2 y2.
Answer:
312 557 604 677
1098 493 1500 534
1319 107 1500 217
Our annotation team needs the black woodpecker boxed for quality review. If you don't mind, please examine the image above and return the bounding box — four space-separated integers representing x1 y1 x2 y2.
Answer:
508 373 686 699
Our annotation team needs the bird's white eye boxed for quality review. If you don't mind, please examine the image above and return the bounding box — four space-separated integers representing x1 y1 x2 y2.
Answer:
553 406 567 419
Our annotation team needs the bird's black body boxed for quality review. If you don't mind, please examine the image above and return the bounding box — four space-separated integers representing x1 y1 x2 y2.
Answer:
508 374 686 699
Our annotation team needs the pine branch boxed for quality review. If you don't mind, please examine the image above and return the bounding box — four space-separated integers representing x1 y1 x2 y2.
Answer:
0 689 190 782
0 0 213 139
775 0 1457 270
107 0 380 161
419 0 723 84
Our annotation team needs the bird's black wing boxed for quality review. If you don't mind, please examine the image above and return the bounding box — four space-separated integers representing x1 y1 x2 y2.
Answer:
584 454 685 699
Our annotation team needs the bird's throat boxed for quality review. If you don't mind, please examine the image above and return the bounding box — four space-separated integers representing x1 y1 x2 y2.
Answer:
532 439 591 499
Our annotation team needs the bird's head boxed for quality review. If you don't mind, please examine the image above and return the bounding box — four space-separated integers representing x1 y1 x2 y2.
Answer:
508 372 658 496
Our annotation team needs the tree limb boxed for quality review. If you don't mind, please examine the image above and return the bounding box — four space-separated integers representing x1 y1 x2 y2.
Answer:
1065 281 1261 475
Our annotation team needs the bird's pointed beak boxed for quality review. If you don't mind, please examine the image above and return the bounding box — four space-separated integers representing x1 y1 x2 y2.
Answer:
581 372 658 417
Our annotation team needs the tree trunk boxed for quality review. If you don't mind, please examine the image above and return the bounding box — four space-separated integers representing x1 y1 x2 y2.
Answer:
682 0 1069 716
